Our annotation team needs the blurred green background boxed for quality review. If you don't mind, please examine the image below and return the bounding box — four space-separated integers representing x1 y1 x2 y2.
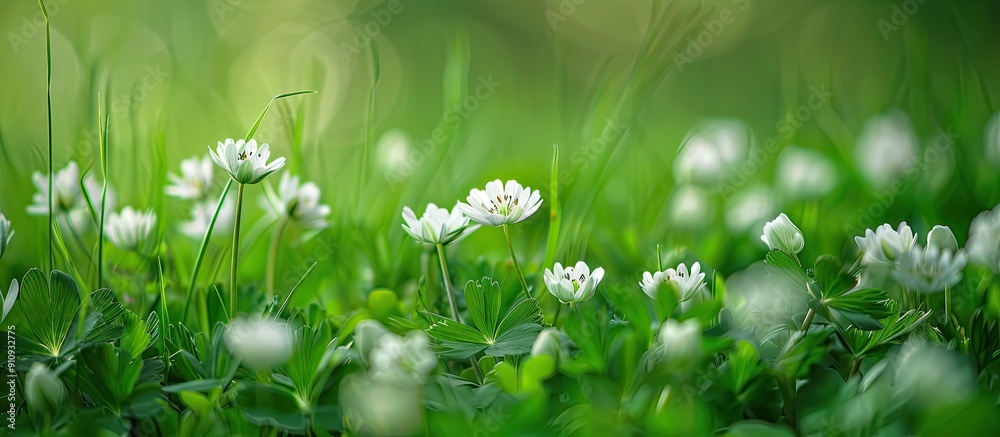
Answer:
1 0 999 309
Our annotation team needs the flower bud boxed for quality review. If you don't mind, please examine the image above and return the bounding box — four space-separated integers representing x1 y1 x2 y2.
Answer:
761 213 804 254
25 363 65 416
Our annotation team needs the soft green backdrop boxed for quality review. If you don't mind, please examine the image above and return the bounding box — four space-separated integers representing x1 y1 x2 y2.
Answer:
1 0 999 309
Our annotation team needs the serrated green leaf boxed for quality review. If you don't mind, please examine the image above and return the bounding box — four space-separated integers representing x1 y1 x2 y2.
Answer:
812 255 858 299
494 298 542 340
427 319 487 344
20 269 81 356
465 278 502 336
485 323 542 357
764 250 809 297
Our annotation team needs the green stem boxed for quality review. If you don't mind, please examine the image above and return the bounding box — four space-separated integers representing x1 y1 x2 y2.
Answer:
265 217 289 300
230 183 246 318
553 304 563 326
800 308 815 332
944 286 950 328
503 224 531 300
849 357 861 380
436 244 461 322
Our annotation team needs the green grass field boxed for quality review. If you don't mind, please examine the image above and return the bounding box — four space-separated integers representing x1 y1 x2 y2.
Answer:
1 0 1000 435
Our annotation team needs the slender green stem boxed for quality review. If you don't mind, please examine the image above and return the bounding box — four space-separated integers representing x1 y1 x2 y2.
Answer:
230 183 246 318
944 286 950 328
553 304 563 326
503 224 531 300
39 0 53 273
800 308 815 332
849 357 861 380
436 244 461 321
265 216 289 299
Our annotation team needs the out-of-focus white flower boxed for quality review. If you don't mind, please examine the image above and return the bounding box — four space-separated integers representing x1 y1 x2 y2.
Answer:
893 340 973 407
673 119 752 185
725 186 774 233
225 315 292 370
761 213 805 255
179 198 235 240
340 374 424 437
401 203 479 246
105 207 157 253
166 155 215 200
984 111 1000 167
209 138 286 185
543 261 605 304
855 110 918 188
25 363 65 416
668 185 715 229
657 318 702 366
0 213 11 259
456 179 543 226
854 222 917 266
369 331 437 386
893 227 967 293
640 262 707 302
775 146 838 199
967 204 1000 271
354 320 392 366
27 162 117 231
376 128 414 175
264 173 331 230
531 328 565 361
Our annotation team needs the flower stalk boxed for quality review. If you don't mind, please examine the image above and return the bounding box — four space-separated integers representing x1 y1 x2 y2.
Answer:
503 224 531 300
265 216 289 299
230 182 246 318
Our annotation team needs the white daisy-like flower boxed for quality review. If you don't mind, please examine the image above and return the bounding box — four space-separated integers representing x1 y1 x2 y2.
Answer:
264 173 331 230
166 155 215 200
208 138 286 185
640 262 707 302
225 315 291 370
724 186 775 233
543 261 605 304
668 185 715 229
401 203 479 246
456 179 543 226
775 146 838 199
0 214 12 260
179 198 235 240
893 244 968 293
105 206 157 253
855 110 918 188
854 222 918 266
369 331 437 386
26 162 116 231
761 213 805 255
892 225 967 293
967 204 1000 271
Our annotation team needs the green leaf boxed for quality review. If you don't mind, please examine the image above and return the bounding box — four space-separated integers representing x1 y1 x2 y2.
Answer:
485 323 543 357
464 278 502 336
841 300 932 356
237 382 307 433
20 269 81 356
764 250 809 297
427 319 488 344
493 298 542 340
812 255 857 299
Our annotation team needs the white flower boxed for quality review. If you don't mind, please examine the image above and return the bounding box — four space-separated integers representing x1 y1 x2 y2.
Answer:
376 128 414 175
724 186 774 233
179 198 235 240
967 204 1000 271
543 261 605 304
456 179 543 226
761 213 805 254
24 363 65 415
0 214 11 259
105 207 157 253
401 203 479 246
531 328 565 361
208 138 286 184
893 243 967 293
985 111 1000 167
855 110 918 188
264 173 331 230
668 185 715 229
673 119 752 185
225 315 291 370
775 146 838 199
657 318 702 365
1 279 18 323
369 331 437 386
926 225 959 253
640 262 707 302
166 155 214 199
27 162 116 231
354 320 392 366
854 222 917 266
